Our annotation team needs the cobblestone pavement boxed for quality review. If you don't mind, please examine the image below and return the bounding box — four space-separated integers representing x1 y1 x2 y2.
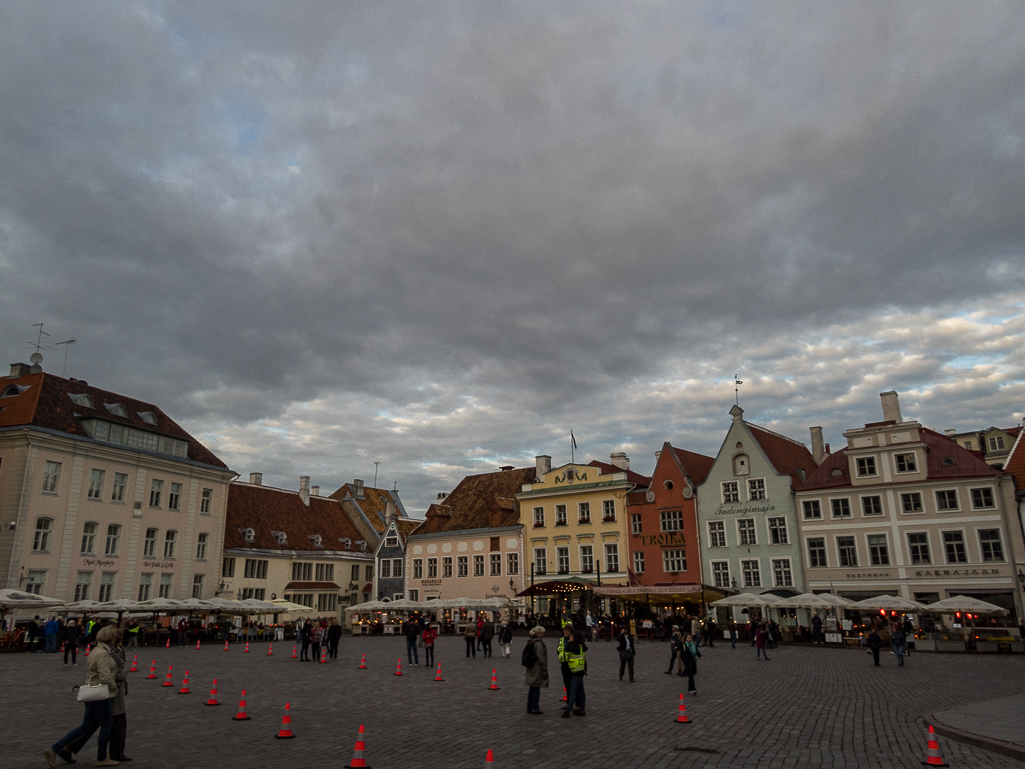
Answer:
7 636 1025 769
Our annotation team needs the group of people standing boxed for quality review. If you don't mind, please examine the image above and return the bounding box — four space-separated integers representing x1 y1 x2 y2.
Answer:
296 617 343 661
522 621 589 718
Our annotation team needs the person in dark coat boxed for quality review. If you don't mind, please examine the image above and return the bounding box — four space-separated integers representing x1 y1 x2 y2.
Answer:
480 620 495 658
299 620 312 661
680 633 701 694
665 629 681 673
326 618 342 660
615 627 635 682
61 620 81 666
866 627 882 666
524 626 548 715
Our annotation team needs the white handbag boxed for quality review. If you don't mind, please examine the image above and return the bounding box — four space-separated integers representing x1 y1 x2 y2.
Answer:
76 683 109 702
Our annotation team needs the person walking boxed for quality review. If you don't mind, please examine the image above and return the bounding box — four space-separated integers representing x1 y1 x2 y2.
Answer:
422 623 437 667
62 620 81 666
310 621 324 663
679 633 702 694
690 615 702 648
476 616 485 652
480 619 495 658
401 617 419 666
524 626 548 715
45 617 60 653
44 626 121 767
299 619 312 661
728 620 738 649
755 623 770 661
326 618 342 660
585 611 596 641
499 621 514 658
463 619 477 658
902 617 914 657
866 626 882 667
664 629 681 674
704 617 716 647
890 625 906 667
64 629 131 763
561 629 587 718
811 613 823 645
616 626 635 682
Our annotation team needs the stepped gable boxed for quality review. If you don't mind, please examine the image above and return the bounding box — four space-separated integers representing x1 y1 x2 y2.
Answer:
0 369 226 468
746 424 817 489
225 482 367 553
586 459 651 486
420 466 536 533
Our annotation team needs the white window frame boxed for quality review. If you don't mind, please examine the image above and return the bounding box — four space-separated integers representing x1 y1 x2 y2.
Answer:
836 535 858 567
941 529 968 564
473 554 485 576
771 557 793 588
412 558 423 579
143 528 158 558
168 482 182 511
767 517 788 545
442 557 452 578
533 548 547 576
533 506 544 527
860 495 884 517
830 498 852 519
489 553 501 576
579 545 593 573
855 456 878 477
737 518 757 546
87 469 105 500
969 487 995 510
80 522 98 555
104 524 121 557
722 481 740 504
900 492 924 514
740 558 761 588
632 550 645 574
906 532 931 565
555 504 567 526
662 549 686 573
111 473 127 503
163 530 176 559
802 499 822 520
149 479 163 508
604 543 620 573
866 533 890 566
200 488 213 514
977 529 1004 563
457 555 468 577
98 572 116 602
630 514 642 535
935 489 960 512
660 510 683 532
577 502 590 523
806 537 827 568
602 500 616 521
427 558 438 578
42 461 62 494
707 520 726 548
747 477 767 501
556 546 570 574
894 453 917 473
507 552 519 575
710 560 730 589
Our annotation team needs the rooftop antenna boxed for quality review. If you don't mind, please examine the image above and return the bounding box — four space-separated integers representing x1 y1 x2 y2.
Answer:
23 323 52 354
570 430 577 465
734 374 743 407
373 461 381 488
55 339 76 377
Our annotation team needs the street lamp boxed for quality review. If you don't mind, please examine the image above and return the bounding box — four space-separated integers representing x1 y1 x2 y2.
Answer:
1016 569 1025 584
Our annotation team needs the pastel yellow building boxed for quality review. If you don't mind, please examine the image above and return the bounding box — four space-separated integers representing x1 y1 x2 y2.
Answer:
515 454 649 587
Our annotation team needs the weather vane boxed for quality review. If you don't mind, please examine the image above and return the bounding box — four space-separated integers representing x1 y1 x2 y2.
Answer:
734 374 743 406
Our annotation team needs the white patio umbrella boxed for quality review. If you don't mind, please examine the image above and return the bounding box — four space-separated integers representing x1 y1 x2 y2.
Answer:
709 593 787 608
850 595 926 612
783 593 854 609
128 597 184 613
346 600 390 612
59 599 109 613
381 598 424 611
0 588 65 610
269 599 316 614
925 595 1009 615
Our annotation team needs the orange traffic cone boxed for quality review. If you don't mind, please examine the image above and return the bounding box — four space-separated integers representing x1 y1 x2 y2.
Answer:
347 724 369 768
394 658 402 676
274 702 295 739
267 644 274 656
61 643 65 653
178 670 191 694
84 644 90 657
675 693 690 724
195 639 201 651
319 647 327 664
205 679 221 706
434 664 444 682
921 724 948 767
165 637 170 649
223 640 229 652
129 655 138 672
358 653 366 669
485 749 494 765
162 665 174 687
488 669 500 690
561 686 567 702
232 689 251 720
147 660 157 679
291 645 298 659
243 641 250 654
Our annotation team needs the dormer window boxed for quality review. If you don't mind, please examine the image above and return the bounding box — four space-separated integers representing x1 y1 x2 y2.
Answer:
2 385 27 397
242 527 255 543
339 538 352 549
105 403 128 418
68 393 94 409
356 539 368 552
309 534 324 548
385 533 398 547
138 411 158 425
733 454 749 476
270 531 288 545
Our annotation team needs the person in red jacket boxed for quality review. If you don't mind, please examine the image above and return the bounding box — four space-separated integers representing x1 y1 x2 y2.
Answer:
422 624 438 667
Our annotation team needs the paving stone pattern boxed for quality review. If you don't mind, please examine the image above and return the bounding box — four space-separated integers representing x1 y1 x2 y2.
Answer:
7 636 1025 768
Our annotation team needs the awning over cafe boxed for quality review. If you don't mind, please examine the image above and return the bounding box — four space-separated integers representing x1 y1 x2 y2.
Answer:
592 584 733 603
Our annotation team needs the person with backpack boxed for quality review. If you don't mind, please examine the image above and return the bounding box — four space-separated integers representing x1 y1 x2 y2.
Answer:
498 621 513 658
679 632 702 694
523 626 548 715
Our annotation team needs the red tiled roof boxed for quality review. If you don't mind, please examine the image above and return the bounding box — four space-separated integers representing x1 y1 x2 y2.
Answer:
395 518 422 538
801 427 1002 491
586 460 652 487
746 425 817 489
1005 429 1025 491
0 370 227 468
225 483 369 553
413 466 537 535
284 581 339 591
327 483 406 533
668 446 715 485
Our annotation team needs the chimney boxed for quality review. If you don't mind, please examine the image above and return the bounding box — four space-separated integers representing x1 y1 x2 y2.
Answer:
535 455 551 479
299 475 310 506
385 500 398 525
809 427 825 465
499 465 514 472
944 429 956 436
249 473 263 485
654 450 662 460
436 492 449 502
310 485 319 496
824 443 831 455
610 452 630 471
353 479 365 499
880 391 903 423
8 362 31 378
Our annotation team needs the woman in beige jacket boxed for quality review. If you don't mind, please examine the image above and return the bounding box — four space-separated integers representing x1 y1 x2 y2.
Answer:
45 625 120 767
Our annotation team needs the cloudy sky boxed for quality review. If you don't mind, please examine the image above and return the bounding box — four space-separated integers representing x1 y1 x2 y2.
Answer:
2 2 1023 514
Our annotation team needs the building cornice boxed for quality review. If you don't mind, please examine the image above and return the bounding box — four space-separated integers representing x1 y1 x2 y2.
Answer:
407 524 522 542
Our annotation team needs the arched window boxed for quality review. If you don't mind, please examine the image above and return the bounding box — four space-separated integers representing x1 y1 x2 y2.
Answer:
80 522 98 555
32 518 53 552
733 454 750 476
105 403 128 417
68 393 95 409
663 480 674 490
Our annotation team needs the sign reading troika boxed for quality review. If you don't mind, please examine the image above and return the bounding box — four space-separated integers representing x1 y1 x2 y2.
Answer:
637 532 687 547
